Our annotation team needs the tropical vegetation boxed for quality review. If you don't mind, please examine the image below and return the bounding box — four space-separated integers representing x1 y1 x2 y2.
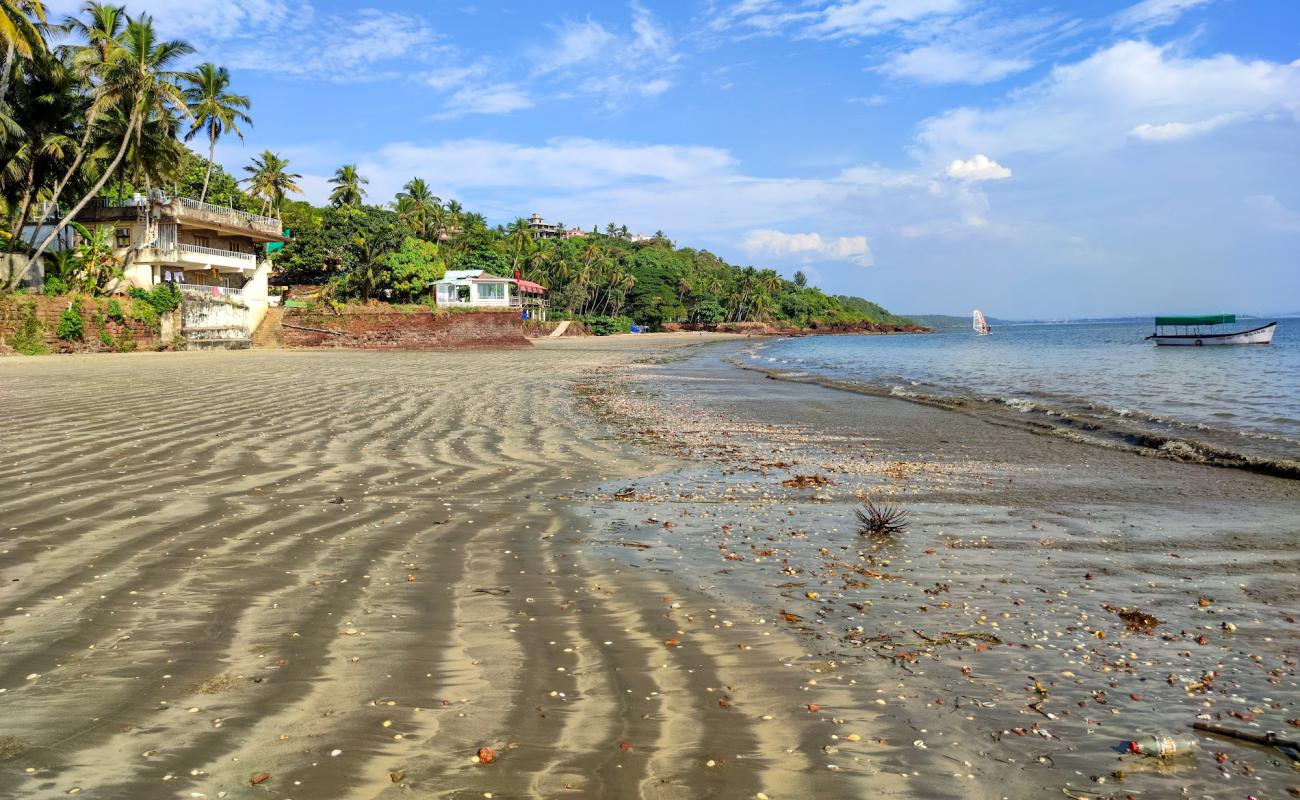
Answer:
0 1 912 334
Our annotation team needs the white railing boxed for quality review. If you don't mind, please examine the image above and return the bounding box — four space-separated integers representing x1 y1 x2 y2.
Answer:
178 243 256 264
179 283 243 297
175 197 278 228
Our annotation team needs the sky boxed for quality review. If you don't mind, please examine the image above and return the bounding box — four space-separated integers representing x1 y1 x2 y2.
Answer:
44 0 1300 317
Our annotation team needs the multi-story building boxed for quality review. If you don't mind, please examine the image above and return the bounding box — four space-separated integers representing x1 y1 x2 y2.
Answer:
76 191 286 344
526 213 563 239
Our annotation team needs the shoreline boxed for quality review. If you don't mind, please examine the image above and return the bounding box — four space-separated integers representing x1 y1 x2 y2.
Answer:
0 336 1295 799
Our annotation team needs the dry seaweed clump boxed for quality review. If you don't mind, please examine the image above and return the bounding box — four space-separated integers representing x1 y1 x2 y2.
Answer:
1103 603 1160 633
782 473 831 489
195 673 243 694
855 498 909 536
0 735 25 759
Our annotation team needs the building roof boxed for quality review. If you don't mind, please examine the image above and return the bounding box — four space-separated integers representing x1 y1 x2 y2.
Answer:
513 278 546 294
438 269 512 284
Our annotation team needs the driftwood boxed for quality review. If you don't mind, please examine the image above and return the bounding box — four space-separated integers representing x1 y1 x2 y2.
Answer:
1192 722 1299 759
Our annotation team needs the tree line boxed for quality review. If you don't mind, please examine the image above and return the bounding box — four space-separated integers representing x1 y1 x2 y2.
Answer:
1 1 913 330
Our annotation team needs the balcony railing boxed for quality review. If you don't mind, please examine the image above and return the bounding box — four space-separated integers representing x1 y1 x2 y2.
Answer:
178 242 256 264
178 283 243 297
175 196 278 229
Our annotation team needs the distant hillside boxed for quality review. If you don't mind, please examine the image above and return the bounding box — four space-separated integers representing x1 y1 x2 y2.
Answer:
832 296 917 326
906 313 1010 329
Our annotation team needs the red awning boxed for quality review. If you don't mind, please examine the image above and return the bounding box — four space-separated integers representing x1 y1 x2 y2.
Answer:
512 278 547 294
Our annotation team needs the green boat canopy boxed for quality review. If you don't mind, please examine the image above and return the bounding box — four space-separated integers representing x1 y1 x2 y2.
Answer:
1155 314 1235 326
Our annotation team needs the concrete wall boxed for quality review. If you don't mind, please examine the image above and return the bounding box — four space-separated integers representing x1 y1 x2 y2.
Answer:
280 309 531 350
180 289 250 349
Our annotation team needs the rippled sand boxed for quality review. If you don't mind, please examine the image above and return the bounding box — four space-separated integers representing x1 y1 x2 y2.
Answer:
0 337 893 799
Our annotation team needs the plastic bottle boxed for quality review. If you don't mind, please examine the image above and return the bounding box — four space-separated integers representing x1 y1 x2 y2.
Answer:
1127 734 1198 758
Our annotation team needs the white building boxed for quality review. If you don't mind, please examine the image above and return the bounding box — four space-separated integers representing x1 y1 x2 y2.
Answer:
74 191 286 340
434 269 549 320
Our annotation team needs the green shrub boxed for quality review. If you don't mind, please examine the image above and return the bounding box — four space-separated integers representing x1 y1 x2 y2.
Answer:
55 305 84 340
10 302 47 355
44 274 70 294
99 329 113 347
106 298 125 323
128 299 159 327
114 327 136 352
128 283 181 315
582 315 633 336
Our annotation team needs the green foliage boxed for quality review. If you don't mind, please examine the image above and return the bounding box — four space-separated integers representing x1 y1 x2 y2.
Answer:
275 205 407 285
106 298 125 323
128 282 181 315
581 315 633 336
383 237 446 301
56 305 84 340
175 151 257 211
9 302 48 355
830 295 915 326
100 328 113 346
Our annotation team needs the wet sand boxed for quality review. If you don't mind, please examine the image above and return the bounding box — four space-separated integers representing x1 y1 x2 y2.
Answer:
0 335 900 800
577 343 1300 799
1 336 1296 799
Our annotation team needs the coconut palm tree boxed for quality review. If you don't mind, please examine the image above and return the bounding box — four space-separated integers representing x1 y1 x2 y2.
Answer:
395 177 438 236
0 0 46 103
183 63 250 202
327 163 366 207
25 13 193 278
24 1 125 236
241 149 300 217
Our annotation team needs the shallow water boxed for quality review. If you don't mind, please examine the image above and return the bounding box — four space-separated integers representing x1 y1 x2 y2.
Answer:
754 321 1300 464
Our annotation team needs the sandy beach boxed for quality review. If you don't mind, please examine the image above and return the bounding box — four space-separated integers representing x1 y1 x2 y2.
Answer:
1 335 1297 799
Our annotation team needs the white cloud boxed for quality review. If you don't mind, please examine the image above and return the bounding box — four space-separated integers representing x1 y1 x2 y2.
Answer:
45 0 291 41
433 84 535 119
424 64 489 92
882 44 1031 84
917 41 1300 160
1115 0 1214 31
946 154 1011 181
1128 113 1237 141
709 0 966 39
811 0 966 39
533 5 679 105
742 229 874 266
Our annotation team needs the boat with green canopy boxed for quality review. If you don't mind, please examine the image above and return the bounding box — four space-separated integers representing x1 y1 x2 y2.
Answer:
1145 314 1276 346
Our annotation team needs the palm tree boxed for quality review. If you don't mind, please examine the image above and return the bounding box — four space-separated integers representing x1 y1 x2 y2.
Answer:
328 163 366 206
505 217 533 274
241 149 300 217
395 177 437 236
183 63 250 202
26 1 125 233
25 13 193 278
0 0 46 103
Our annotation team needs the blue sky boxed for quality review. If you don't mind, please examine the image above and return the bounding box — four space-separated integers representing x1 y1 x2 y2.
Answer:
47 0 1300 317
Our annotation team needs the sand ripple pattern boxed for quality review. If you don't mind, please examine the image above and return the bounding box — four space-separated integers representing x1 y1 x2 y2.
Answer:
0 342 867 800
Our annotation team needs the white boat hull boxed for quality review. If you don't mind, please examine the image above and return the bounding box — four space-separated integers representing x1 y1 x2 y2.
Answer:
1149 322 1275 346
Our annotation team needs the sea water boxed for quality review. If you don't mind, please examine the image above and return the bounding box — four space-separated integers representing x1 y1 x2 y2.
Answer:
751 320 1300 465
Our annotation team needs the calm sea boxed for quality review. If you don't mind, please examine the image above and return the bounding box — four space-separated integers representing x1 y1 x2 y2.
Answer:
750 319 1300 466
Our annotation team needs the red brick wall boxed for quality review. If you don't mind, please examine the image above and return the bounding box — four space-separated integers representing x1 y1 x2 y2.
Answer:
0 295 171 354
280 310 532 350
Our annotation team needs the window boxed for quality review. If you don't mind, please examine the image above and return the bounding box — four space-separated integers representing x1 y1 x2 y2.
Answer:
115 227 130 248
476 282 505 301
194 235 210 248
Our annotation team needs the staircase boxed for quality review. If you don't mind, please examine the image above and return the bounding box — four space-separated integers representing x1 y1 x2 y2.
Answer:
251 306 285 348
548 320 571 337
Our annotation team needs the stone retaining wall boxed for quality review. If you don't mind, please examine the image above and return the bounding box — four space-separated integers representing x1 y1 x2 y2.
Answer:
280 309 531 350
0 294 174 354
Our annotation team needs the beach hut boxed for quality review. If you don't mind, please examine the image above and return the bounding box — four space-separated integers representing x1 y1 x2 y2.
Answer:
434 269 549 321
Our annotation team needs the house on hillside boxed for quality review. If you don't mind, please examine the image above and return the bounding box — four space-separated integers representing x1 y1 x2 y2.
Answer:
435 269 548 321
28 190 286 347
